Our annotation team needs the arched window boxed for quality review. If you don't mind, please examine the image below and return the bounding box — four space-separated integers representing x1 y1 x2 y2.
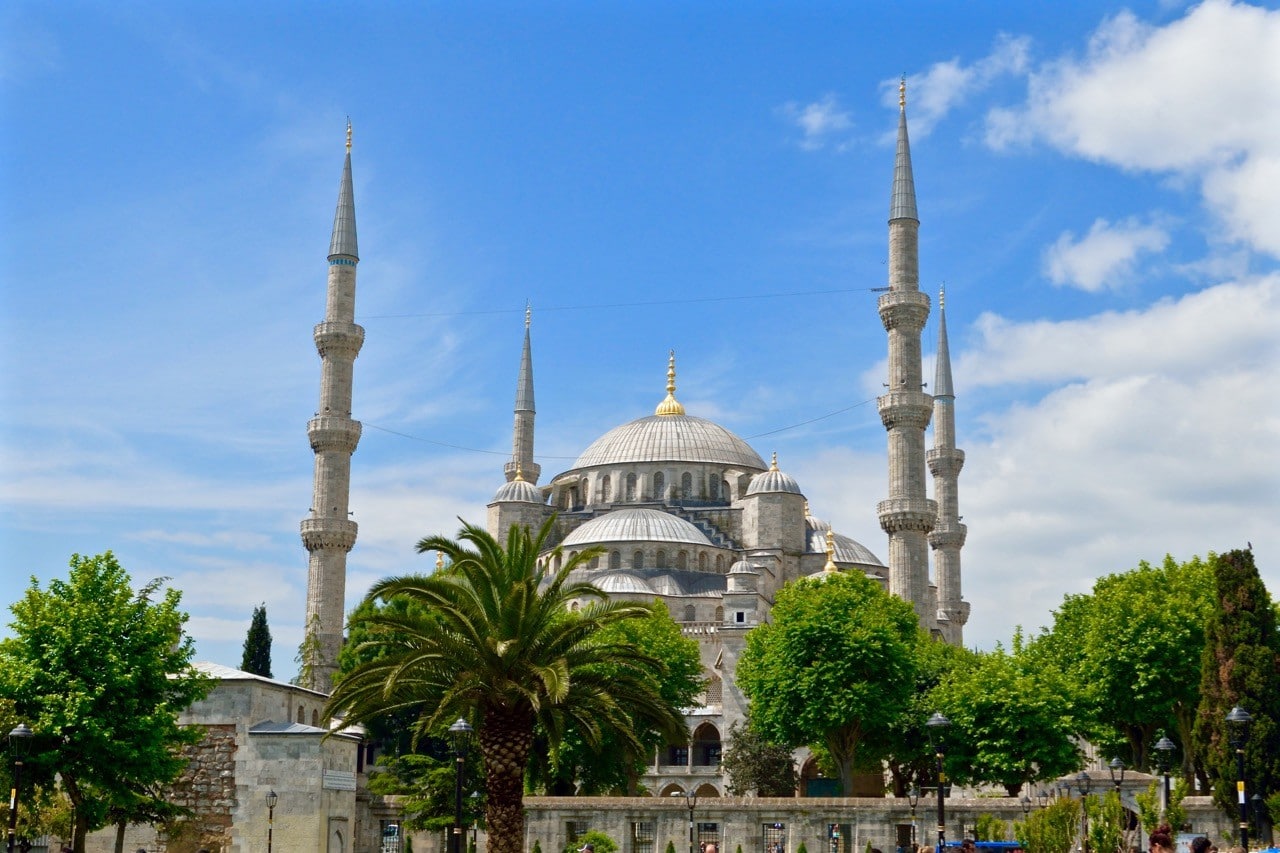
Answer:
698 552 708 571
714 606 724 622
715 555 724 571
297 705 305 724
601 475 612 502
681 472 693 499
609 550 621 570
708 476 719 500
580 478 589 505
676 551 688 570
633 551 645 569
312 709 320 727
656 549 667 568
625 473 637 501
683 604 696 622
653 472 665 501
553 554 562 571
692 722 722 767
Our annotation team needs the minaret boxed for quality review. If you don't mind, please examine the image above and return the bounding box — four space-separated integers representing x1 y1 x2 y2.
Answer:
503 305 540 484
928 288 969 644
876 80 937 627
299 122 364 693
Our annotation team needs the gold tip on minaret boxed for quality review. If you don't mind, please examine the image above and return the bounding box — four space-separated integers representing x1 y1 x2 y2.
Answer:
525 302 532 330
436 551 444 570
345 119 352 153
654 349 686 416
770 452 779 471
823 528 839 573
899 76 906 110
939 284 945 310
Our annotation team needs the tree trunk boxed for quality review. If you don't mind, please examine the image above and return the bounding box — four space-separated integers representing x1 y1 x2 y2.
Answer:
479 705 535 853
113 820 126 853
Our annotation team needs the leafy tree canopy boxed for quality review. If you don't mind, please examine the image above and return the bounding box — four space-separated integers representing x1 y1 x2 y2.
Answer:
720 720 797 797
240 603 272 678
0 552 210 853
736 570 918 795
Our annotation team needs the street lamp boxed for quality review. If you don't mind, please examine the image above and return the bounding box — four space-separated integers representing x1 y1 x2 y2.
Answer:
907 784 920 851
672 790 697 853
1153 735 1176 820
449 718 474 853
1074 772 1091 853
926 712 951 850
1021 796 1032 818
266 790 278 853
7 723 33 853
1226 705 1252 851
470 790 482 853
1107 759 1125 795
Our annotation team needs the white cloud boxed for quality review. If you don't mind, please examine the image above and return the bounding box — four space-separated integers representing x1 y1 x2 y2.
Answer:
887 33 1031 138
1044 217 1171 291
986 0 1280 256
778 94 853 151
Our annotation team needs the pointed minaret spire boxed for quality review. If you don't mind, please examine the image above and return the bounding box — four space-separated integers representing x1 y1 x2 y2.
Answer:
505 304 540 484
655 350 686 416
301 124 367 692
928 286 968 643
877 79 937 629
890 77 919 223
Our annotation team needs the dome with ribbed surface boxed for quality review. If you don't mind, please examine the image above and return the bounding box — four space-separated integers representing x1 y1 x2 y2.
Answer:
746 453 803 496
571 415 766 470
561 508 713 547
803 522 884 567
589 572 655 595
490 478 543 504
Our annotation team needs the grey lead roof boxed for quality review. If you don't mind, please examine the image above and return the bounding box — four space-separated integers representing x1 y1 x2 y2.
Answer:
515 318 535 413
934 303 954 398
560 508 714 547
570 414 767 470
889 107 918 223
745 467 803 496
328 151 359 260
803 516 885 567
490 477 543 504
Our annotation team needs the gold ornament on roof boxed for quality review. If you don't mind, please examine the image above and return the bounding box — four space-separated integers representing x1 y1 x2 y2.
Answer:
654 350 686 417
939 284 945 310
346 119 352 153
823 528 839 574
899 76 906 110
436 551 444 571
770 452 780 471
514 461 526 482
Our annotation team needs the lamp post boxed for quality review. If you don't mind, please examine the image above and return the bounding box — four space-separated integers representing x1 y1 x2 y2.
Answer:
1021 796 1032 818
449 718 474 853
266 790 278 853
926 712 951 850
1153 735 1175 820
1226 705 1252 851
1074 771 1091 853
683 790 698 853
470 790 482 853
7 723 33 853
907 784 920 852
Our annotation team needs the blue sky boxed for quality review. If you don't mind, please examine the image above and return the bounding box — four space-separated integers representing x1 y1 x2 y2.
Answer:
2 0 1277 673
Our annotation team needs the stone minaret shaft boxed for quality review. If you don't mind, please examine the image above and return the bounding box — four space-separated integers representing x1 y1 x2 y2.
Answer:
877 84 936 626
928 291 968 644
300 125 364 693
503 306 540 484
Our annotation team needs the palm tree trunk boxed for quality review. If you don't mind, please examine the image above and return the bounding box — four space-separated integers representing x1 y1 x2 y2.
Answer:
479 706 535 853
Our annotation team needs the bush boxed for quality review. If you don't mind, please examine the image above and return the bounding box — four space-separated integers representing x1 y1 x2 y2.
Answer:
975 814 1008 841
1015 798 1080 853
564 831 619 853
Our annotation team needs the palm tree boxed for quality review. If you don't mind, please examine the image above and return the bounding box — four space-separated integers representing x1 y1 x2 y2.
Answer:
324 517 689 853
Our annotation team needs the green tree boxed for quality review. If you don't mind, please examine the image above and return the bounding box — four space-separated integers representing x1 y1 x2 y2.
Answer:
241 603 273 678
719 721 797 797
1135 779 1187 836
530 601 703 795
931 640 1081 795
1029 556 1214 774
1192 548 1280 827
324 519 688 853
1014 798 1080 853
0 552 210 853
1085 791 1131 853
366 750 484 832
736 571 918 795
974 813 1008 842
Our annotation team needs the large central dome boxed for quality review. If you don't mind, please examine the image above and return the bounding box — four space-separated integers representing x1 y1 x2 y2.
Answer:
571 414 767 470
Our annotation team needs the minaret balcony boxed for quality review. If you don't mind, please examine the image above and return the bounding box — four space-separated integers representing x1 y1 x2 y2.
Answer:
300 517 359 551
876 497 937 533
877 290 930 331
928 525 967 549
926 447 965 475
308 416 363 453
877 391 933 430
313 321 366 357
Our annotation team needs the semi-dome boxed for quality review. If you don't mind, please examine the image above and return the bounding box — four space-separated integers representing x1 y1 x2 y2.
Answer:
589 572 655 595
804 524 884 567
560 507 713 547
745 452 803 496
490 478 543 504
571 414 767 470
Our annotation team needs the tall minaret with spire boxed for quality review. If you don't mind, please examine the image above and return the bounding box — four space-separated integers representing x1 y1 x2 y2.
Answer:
928 288 969 644
300 122 364 692
876 80 937 628
503 305 540 484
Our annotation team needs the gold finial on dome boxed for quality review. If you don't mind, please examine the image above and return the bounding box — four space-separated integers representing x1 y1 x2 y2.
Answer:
346 118 352 153
654 350 686 416
514 461 526 482
804 500 811 517
899 76 906 110
436 551 444 571
770 452 779 471
823 528 839 573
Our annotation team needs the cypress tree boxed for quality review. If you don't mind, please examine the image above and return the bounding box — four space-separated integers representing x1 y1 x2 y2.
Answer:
1192 548 1280 827
241 603 273 678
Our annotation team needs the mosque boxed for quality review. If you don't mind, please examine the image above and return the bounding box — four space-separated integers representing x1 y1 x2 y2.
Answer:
299 83 969 799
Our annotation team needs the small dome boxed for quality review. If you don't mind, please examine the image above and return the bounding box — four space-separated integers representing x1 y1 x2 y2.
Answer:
745 452 803 496
590 572 655 595
728 559 759 574
560 508 713 548
804 526 884 567
490 478 543 504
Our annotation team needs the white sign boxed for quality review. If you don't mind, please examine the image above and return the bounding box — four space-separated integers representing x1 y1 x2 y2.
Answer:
323 770 357 791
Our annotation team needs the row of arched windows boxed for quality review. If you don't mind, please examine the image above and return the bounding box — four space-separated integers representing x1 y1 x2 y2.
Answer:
588 471 730 505
603 550 726 572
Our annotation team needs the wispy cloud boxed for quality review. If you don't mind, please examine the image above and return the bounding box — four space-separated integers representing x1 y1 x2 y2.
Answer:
1044 216 1171 292
777 94 853 151
985 1 1280 257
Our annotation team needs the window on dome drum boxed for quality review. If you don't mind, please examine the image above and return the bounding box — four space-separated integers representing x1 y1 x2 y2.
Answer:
580 479 588 506
633 551 644 569
715 555 724 571
698 552 708 570
708 476 719 499
656 550 667 568
676 550 688 570
625 473 637 501
653 472 665 501
681 472 692 498
602 475 612 502
609 550 621 570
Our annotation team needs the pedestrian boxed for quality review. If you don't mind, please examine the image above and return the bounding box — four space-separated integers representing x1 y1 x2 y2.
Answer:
1148 825 1175 853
